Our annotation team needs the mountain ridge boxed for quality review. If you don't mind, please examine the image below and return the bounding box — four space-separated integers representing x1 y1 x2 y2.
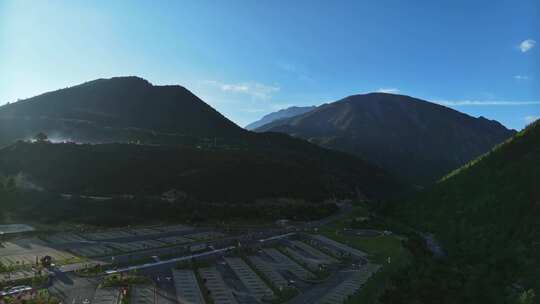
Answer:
0 77 405 211
387 118 540 303
245 105 316 130
255 92 515 185
0 76 245 146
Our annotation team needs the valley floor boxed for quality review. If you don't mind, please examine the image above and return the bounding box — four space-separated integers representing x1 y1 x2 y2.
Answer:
0 203 409 304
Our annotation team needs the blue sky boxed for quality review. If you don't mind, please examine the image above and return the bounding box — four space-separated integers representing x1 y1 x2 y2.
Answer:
1 1 538 129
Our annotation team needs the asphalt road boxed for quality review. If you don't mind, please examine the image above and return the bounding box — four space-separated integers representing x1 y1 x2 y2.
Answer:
48 272 99 304
286 269 357 304
50 227 209 251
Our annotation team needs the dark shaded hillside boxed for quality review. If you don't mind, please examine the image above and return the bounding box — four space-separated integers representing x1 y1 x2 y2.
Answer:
256 93 515 186
386 119 540 303
245 105 316 130
0 139 402 202
0 77 244 146
0 77 406 225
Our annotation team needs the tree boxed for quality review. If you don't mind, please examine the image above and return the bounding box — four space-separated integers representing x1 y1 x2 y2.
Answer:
5 177 15 191
518 289 536 304
34 132 49 143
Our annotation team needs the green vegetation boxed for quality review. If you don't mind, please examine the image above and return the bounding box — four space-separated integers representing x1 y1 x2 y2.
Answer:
321 232 410 304
1 289 60 304
0 139 401 201
75 264 105 277
0 274 49 290
0 187 338 227
272 287 298 304
383 120 540 303
317 204 412 304
0 138 403 226
194 269 214 304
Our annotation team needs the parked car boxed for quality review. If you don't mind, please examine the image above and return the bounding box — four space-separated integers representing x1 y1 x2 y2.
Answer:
0 285 33 297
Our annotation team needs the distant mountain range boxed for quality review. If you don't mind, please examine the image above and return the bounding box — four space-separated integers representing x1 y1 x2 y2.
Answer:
245 106 316 130
254 93 515 185
0 77 403 208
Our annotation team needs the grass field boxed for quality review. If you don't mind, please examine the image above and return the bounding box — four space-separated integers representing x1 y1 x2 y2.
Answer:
319 205 412 304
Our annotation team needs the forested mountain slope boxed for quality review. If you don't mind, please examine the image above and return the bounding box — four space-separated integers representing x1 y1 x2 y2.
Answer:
388 119 540 303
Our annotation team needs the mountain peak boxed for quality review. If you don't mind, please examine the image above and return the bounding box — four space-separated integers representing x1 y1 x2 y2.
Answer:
255 93 515 185
245 105 316 130
342 92 417 103
79 76 153 88
0 77 244 145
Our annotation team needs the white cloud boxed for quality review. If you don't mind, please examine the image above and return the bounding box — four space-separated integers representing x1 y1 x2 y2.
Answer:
204 80 279 100
514 75 529 80
376 88 400 94
525 115 539 124
435 100 540 106
519 39 536 52
220 83 249 93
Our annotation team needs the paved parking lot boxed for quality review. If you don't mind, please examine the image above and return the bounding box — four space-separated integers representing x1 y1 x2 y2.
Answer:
185 232 226 241
93 288 121 304
129 228 161 236
0 238 77 267
310 235 368 259
129 282 176 304
225 257 273 300
107 240 166 253
291 240 338 263
262 248 314 280
156 225 194 233
282 246 322 272
84 231 134 241
172 269 205 304
247 255 288 290
70 245 115 257
316 263 381 304
49 273 99 304
130 285 155 304
198 267 238 304
44 233 88 244
157 236 193 245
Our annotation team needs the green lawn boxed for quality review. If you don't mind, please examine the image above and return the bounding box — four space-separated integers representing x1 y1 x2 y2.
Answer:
319 205 412 303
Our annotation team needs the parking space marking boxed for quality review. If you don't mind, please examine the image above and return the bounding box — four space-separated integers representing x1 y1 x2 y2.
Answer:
225 257 273 300
172 269 205 304
262 248 314 280
198 267 238 304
